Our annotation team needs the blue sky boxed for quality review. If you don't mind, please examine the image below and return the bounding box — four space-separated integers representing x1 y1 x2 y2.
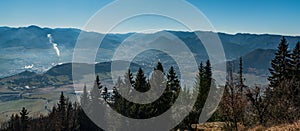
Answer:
0 0 299 35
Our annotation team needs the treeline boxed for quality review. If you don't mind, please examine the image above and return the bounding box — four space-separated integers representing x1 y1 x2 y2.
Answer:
0 92 102 131
0 37 299 130
0 61 213 131
78 61 213 130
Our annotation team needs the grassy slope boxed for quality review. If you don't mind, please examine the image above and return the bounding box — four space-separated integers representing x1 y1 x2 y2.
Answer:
0 86 77 121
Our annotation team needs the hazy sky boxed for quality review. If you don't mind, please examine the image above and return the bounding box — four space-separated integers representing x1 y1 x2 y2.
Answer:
0 0 299 35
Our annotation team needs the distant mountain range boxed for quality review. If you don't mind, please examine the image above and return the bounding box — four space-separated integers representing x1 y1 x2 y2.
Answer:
0 25 299 85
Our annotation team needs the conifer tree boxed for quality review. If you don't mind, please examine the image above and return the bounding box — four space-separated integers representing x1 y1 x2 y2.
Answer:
89 75 106 130
123 69 135 98
80 84 89 108
237 57 246 93
12 114 21 131
204 60 212 87
167 66 180 92
290 42 300 109
124 69 135 87
154 62 164 73
57 92 67 130
267 37 296 123
237 57 247 124
96 75 101 89
112 77 124 110
197 62 205 86
20 107 29 131
188 60 212 125
268 37 292 90
150 62 166 97
48 106 59 130
165 66 181 120
8 114 15 129
58 92 67 112
291 42 300 79
90 75 102 103
134 68 149 92
149 62 169 117
102 87 108 101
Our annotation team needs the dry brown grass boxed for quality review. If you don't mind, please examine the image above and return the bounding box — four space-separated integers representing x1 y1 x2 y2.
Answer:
189 120 300 131
248 120 300 131
191 122 226 131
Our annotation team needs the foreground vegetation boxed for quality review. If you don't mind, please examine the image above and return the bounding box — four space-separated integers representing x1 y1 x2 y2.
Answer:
0 37 299 130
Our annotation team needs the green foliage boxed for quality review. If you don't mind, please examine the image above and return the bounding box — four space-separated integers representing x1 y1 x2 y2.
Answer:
266 38 300 124
4 45 300 131
134 68 149 93
176 60 213 130
154 62 164 73
167 66 180 92
20 107 29 131
291 42 300 79
268 37 292 89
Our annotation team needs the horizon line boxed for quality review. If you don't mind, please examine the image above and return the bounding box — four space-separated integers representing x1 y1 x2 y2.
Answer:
1 24 300 37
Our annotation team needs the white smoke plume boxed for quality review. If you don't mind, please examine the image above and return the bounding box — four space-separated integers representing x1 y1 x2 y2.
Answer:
47 34 60 57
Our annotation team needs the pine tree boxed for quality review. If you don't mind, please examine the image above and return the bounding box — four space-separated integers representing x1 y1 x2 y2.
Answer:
290 42 300 109
90 75 103 105
267 37 296 123
48 106 60 130
90 75 102 102
188 62 205 126
193 62 205 108
167 66 180 92
188 61 212 125
204 60 212 87
102 87 108 101
96 75 101 89
20 107 29 131
89 75 107 130
58 92 67 111
124 69 135 87
237 57 246 93
198 62 205 84
13 114 21 131
149 62 169 117
134 68 149 92
70 102 80 130
124 69 135 98
112 77 124 109
81 84 89 108
237 57 247 124
291 42 300 79
8 114 15 129
57 92 67 130
166 66 181 115
150 62 166 97
268 37 292 90
154 62 164 73
66 100 73 130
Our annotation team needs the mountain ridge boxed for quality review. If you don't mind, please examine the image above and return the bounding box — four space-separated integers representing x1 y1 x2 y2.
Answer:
1 25 299 78
0 48 277 89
